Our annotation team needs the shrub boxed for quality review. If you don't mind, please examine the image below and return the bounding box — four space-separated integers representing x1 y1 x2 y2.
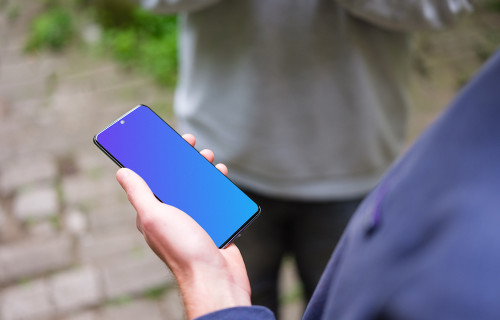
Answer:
25 8 74 52
100 9 178 86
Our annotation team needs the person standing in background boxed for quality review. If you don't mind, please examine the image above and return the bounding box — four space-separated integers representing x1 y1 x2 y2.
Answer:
137 0 472 317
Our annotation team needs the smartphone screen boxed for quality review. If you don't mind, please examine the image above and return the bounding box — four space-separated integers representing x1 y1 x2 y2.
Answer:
94 105 260 248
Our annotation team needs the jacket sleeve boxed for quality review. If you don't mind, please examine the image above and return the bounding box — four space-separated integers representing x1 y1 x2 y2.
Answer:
194 306 276 320
336 0 473 32
139 0 223 13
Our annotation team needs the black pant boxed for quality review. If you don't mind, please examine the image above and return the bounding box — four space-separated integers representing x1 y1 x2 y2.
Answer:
236 189 363 319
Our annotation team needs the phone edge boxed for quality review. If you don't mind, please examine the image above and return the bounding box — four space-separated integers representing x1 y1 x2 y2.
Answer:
92 105 144 168
93 104 262 249
93 135 125 169
219 207 261 249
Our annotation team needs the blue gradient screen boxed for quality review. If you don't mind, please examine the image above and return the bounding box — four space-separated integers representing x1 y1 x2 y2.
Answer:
94 105 260 248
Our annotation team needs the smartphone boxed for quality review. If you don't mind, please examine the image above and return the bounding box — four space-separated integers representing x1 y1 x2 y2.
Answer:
93 105 260 248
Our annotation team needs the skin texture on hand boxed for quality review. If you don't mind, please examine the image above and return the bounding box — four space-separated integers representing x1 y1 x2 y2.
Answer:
116 134 251 319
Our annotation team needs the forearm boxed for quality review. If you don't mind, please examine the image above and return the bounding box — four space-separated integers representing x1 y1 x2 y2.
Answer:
178 265 251 319
336 0 473 32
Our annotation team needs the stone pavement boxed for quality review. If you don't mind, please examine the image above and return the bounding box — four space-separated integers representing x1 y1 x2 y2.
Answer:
0 3 308 320
0 4 185 320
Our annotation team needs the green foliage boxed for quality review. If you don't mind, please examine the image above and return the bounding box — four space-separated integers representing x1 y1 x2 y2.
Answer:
24 1 178 87
25 8 74 52
484 0 500 12
138 31 178 86
100 8 178 86
103 29 139 65
91 0 136 28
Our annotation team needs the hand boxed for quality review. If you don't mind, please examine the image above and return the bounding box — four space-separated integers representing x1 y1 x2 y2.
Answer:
116 134 251 319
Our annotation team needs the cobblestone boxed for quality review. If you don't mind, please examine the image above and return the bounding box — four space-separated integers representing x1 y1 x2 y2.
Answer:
78 228 143 263
101 300 163 320
0 213 22 242
64 208 88 235
0 155 57 194
62 174 120 207
64 311 98 320
161 290 185 320
50 266 102 313
12 185 59 221
0 279 53 320
0 205 5 230
74 149 116 175
0 3 180 318
86 202 136 233
0 236 73 285
27 221 58 237
101 250 174 299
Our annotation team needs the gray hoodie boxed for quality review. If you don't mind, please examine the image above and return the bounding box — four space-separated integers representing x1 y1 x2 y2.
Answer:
143 0 472 200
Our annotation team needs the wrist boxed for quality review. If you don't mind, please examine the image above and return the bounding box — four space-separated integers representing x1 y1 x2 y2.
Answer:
177 263 251 319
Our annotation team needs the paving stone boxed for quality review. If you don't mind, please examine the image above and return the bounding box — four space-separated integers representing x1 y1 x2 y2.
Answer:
0 115 17 147
0 279 54 320
86 202 136 233
0 8 179 319
74 148 116 176
0 235 73 285
12 185 59 221
0 155 57 193
0 207 22 242
101 250 174 299
280 301 305 320
0 78 48 106
62 311 98 320
160 290 185 320
64 208 88 235
50 266 102 313
100 300 163 320
0 58 59 92
27 220 58 237
0 117 67 162
0 205 5 229
62 174 120 207
0 97 10 119
78 228 143 263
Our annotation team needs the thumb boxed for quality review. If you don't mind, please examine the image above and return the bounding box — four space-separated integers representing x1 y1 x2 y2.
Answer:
116 168 159 213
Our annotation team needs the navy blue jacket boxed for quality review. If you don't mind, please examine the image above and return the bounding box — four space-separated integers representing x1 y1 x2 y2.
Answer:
197 50 500 320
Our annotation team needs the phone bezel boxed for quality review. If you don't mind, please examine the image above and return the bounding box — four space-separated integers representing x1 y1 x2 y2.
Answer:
93 104 261 248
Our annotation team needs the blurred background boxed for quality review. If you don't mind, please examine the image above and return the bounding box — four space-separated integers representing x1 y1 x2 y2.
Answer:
0 0 498 319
